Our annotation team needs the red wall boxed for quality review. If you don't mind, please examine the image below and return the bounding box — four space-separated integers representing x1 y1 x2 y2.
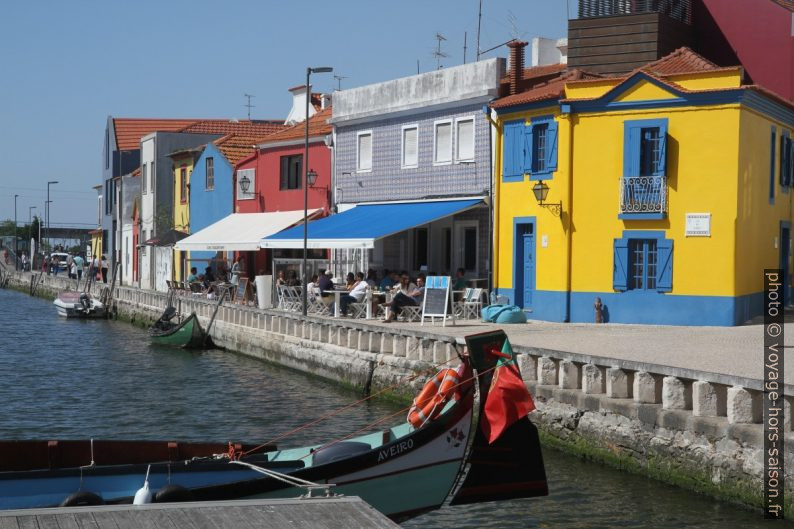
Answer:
233 140 332 275
697 0 793 101
234 141 331 214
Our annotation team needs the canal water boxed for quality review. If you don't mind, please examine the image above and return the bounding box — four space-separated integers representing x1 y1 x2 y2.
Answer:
0 288 784 528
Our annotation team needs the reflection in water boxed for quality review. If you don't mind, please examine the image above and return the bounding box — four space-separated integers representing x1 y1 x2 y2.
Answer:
0 289 784 528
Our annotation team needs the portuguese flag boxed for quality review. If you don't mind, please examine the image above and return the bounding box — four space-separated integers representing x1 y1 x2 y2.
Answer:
480 338 536 444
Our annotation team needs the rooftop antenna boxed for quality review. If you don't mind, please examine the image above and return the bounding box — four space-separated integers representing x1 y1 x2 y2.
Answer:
476 0 483 61
433 32 449 70
243 93 255 120
463 31 468 64
417 59 420 74
333 74 347 91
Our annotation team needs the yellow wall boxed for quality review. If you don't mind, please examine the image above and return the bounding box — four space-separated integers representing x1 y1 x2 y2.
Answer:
172 154 194 282
736 108 794 294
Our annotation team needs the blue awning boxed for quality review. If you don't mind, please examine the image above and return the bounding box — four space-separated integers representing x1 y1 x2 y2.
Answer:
261 198 484 249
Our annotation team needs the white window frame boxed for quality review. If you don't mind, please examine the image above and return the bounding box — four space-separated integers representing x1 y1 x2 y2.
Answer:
141 163 147 194
433 119 453 165
356 130 373 173
454 116 475 163
401 124 419 169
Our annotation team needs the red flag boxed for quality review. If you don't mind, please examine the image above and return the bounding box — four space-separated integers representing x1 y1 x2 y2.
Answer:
480 339 535 444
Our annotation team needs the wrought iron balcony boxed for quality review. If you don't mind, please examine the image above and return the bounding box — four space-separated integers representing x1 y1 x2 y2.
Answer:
619 175 667 216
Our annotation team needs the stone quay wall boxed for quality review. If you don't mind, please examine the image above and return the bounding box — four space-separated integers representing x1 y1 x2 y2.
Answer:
6 269 793 514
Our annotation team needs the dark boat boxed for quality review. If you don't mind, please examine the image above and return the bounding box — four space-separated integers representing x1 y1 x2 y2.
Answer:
0 330 547 521
149 307 208 348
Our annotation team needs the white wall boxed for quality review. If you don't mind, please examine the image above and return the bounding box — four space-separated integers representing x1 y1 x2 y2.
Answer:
140 136 155 290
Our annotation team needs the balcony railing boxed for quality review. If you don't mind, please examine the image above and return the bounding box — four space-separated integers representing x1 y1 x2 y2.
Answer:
577 0 692 24
620 175 667 216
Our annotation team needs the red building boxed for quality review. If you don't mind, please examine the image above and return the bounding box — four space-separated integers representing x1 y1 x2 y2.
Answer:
233 106 333 276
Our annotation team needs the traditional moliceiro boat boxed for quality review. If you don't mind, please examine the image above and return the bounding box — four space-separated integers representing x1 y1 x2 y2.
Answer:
149 307 207 348
52 291 105 319
0 330 547 521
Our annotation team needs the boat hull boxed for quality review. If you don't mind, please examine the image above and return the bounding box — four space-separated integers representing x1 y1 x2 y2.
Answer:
53 292 105 319
149 313 206 348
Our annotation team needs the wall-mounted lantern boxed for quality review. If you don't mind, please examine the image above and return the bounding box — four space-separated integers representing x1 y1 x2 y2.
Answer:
532 180 562 217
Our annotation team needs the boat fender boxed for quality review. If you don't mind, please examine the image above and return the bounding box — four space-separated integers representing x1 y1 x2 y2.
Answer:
407 368 460 428
59 491 104 507
133 465 153 505
154 484 195 503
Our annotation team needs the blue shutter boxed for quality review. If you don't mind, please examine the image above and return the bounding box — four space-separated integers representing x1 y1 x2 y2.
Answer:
523 124 533 175
502 121 523 180
656 237 673 292
770 127 777 204
545 120 559 173
787 136 793 187
613 238 629 292
780 132 788 187
656 122 668 176
623 124 641 177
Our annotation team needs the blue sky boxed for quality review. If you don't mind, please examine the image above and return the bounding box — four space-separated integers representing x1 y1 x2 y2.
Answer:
0 1 571 225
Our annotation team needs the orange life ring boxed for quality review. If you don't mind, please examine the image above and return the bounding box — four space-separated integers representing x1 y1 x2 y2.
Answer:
407 368 460 428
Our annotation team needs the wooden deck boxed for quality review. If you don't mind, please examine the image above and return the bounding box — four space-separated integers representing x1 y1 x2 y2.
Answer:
0 497 402 529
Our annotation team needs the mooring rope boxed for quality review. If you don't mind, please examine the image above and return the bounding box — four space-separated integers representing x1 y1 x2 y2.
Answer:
239 353 461 457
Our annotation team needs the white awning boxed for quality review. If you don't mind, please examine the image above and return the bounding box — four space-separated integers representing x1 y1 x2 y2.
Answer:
174 210 321 252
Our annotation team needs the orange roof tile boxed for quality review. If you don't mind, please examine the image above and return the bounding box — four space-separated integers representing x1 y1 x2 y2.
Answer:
213 133 275 166
131 167 141 177
773 0 793 11
178 119 286 137
257 107 332 144
492 70 598 109
113 118 201 151
641 47 719 76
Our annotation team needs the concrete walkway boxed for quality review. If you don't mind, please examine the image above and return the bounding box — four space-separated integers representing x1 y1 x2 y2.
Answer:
328 313 790 385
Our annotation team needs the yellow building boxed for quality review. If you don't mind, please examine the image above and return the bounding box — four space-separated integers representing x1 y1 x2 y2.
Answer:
168 148 201 282
492 48 794 325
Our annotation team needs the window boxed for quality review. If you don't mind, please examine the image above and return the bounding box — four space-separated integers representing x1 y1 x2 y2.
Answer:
434 121 452 164
206 157 214 190
456 118 474 162
357 131 372 171
532 123 548 173
402 125 418 168
613 231 672 292
149 162 154 193
624 119 668 177
142 163 147 194
781 131 792 188
629 239 657 290
179 166 187 203
280 154 303 190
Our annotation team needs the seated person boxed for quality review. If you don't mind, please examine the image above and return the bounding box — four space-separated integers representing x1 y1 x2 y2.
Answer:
383 273 422 322
339 271 367 316
187 267 199 283
275 270 286 287
365 269 378 288
452 267 467 290
344 272 355 290
287 270 300 287
306 274 319 301
379 270 397 290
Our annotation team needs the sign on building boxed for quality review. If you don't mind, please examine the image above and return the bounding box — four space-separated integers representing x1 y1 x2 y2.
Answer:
685 213 711 237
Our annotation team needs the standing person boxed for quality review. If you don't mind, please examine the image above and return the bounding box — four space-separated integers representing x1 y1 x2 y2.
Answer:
52 255 60 276
42 254 48 274
73 254 84 282
92 254 100 280
100 255 108 284
20 252 28 271
230 257 241 286
70 260 77 280
66 254 74 278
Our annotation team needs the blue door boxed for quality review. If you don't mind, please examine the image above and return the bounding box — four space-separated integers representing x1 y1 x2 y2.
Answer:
515 223 535 309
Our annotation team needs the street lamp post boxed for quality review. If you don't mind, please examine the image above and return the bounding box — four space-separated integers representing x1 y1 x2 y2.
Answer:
302 66 332 316
47 181 58 254
14 194 18 270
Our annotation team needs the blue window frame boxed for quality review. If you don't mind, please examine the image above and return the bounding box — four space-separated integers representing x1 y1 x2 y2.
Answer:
781 131 792 189
623 118 668 178
613 230 672 293
770 127 777 204
528 116 558 180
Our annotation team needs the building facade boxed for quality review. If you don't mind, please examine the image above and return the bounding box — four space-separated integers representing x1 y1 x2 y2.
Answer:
327 58 505 278
492 47 794 325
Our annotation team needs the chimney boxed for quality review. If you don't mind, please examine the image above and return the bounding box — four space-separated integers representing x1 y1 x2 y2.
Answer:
284 85 315 125
321 93 331 110
507 40 528 95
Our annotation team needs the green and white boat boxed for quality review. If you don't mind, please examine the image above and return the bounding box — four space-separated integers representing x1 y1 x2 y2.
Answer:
149 307 208 348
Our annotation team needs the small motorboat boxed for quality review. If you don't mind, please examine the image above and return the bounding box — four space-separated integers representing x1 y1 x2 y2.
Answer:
53 291 106 319
0 330 547 521
149 306 208 348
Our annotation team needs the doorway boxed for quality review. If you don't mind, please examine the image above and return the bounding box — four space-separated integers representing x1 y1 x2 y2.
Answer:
514 221 535 309
454 220 478 276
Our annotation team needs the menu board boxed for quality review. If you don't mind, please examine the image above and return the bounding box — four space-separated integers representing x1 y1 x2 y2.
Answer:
421 276 455 327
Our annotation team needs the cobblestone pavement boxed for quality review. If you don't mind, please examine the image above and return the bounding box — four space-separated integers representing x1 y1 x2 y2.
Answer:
348 314 792 384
